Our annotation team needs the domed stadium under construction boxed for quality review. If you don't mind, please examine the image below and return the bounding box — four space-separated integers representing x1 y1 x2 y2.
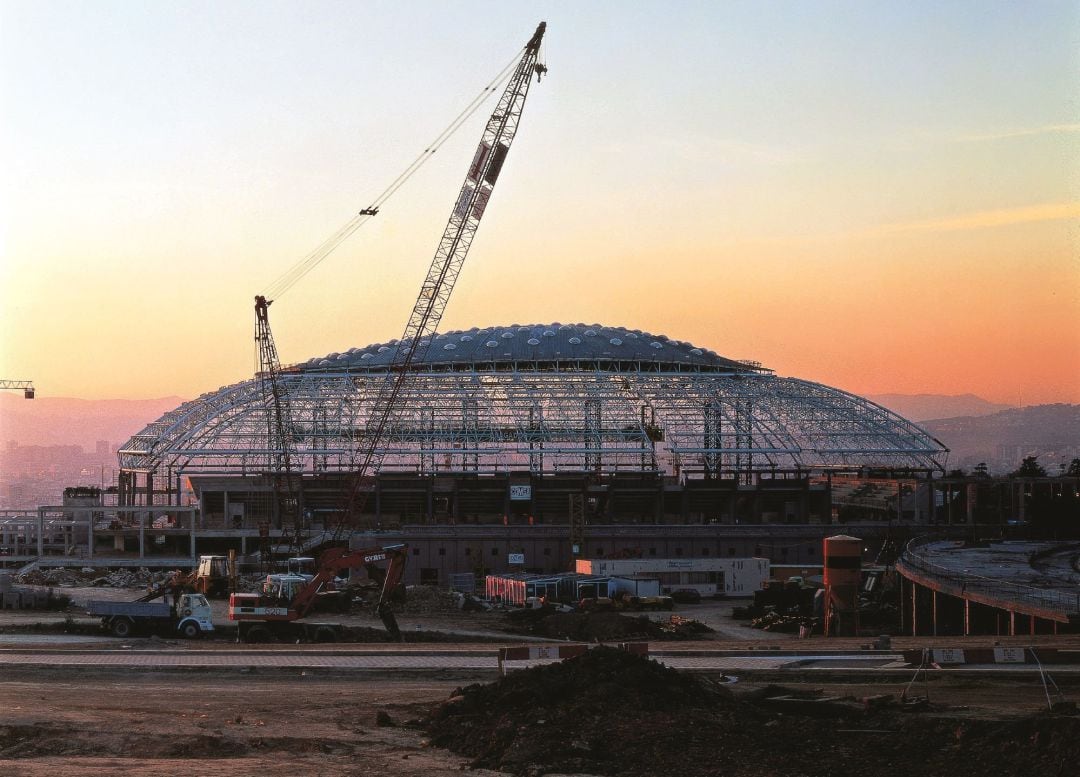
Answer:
118 323 946 551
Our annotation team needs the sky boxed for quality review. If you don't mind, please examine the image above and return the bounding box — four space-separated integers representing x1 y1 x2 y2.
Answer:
2 0 1078 406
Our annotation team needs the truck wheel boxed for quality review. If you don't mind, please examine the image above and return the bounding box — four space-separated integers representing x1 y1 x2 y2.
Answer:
179 621 201 639
245 625 272 644
111 618 134 638
313 626 337 643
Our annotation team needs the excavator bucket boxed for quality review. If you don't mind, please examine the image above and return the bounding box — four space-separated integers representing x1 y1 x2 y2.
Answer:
377 602 402 642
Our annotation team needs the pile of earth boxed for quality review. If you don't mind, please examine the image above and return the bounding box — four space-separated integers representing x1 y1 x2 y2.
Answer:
503 609 713 641
425 646 1080 777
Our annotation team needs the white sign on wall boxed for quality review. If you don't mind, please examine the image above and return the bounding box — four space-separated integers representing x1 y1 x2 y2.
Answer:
509 485 532 501
508 553 525 565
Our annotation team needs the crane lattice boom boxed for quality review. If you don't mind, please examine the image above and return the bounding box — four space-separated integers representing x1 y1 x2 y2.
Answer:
336 22 547 533
254 295 301 553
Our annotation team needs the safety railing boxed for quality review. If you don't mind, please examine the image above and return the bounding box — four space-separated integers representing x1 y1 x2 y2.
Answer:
897 535 1080 615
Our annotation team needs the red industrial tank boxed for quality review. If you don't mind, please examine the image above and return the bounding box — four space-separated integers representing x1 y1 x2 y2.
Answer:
823 534 862 637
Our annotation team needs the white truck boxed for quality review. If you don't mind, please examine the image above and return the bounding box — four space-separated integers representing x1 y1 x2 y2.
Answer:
86 592 214 639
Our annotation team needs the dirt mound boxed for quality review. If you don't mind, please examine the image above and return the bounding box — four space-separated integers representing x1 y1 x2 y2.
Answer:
425 648 1080 777
427 647 735 774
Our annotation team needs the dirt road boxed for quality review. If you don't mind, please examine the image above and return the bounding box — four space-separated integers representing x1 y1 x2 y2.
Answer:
1 671 493 777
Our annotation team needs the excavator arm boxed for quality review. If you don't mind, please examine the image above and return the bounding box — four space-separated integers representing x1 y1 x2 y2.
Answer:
287 544 408 638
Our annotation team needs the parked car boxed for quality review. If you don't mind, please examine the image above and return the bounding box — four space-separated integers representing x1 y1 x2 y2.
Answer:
669 589 702 604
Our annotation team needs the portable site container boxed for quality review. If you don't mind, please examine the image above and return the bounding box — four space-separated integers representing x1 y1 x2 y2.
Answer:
485 572 613 605
575 557 769 597
572 575 612 601
485 573 566 606
608 576 662 598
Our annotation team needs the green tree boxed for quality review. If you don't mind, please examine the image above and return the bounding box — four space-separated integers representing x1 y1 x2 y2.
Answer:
1011 456 1047 477
1065 458 1080 477
974 462 990 478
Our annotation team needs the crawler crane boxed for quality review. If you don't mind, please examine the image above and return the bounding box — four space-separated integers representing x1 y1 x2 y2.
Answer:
233 23 547 640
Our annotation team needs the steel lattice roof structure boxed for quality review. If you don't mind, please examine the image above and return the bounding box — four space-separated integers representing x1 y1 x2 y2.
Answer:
119 323 947 479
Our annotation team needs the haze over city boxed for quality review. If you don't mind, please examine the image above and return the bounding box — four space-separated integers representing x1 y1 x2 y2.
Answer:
2 1 1078 406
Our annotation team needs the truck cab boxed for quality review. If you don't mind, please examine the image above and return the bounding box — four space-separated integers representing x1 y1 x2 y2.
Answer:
174 593 215 636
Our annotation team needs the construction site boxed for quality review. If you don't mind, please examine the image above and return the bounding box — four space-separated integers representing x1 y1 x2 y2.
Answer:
3 18 1080 777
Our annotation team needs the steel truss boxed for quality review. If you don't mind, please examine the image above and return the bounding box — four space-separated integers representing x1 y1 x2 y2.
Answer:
119 366 946 480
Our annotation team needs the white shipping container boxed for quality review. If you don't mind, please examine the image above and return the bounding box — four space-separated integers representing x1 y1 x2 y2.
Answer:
575 557 769 597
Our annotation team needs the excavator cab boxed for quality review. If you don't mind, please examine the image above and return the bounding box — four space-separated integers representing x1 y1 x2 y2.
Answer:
262 574 308 602
287 557 316 577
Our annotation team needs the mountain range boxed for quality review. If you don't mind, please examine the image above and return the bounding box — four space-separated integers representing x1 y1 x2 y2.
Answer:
866 393 1014 422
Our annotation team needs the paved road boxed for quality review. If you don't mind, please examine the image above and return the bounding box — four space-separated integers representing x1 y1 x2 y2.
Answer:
4 648 1077 677
0 648 909 673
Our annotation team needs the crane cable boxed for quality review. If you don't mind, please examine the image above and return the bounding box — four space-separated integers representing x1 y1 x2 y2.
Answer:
261 47 526 302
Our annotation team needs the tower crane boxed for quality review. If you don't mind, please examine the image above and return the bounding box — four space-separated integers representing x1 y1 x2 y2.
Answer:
334 21 547 536
0 380 35 399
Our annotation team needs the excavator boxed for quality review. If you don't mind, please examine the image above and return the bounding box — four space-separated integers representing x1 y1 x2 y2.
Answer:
228 543 408 642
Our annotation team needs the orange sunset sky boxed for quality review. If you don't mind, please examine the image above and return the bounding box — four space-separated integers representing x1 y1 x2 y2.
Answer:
2 1 1078 406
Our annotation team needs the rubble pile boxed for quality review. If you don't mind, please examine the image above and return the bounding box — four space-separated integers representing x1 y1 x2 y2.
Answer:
426 648 1080 777
655 614 713 637
396 585 461 615
749 610 816 633
17 567 173 589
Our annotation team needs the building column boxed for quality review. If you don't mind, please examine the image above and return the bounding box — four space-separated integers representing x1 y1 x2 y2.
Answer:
37 509 45 556
138 513 145 559
189 511 196 560
910 580 918 636
899 576 910 635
